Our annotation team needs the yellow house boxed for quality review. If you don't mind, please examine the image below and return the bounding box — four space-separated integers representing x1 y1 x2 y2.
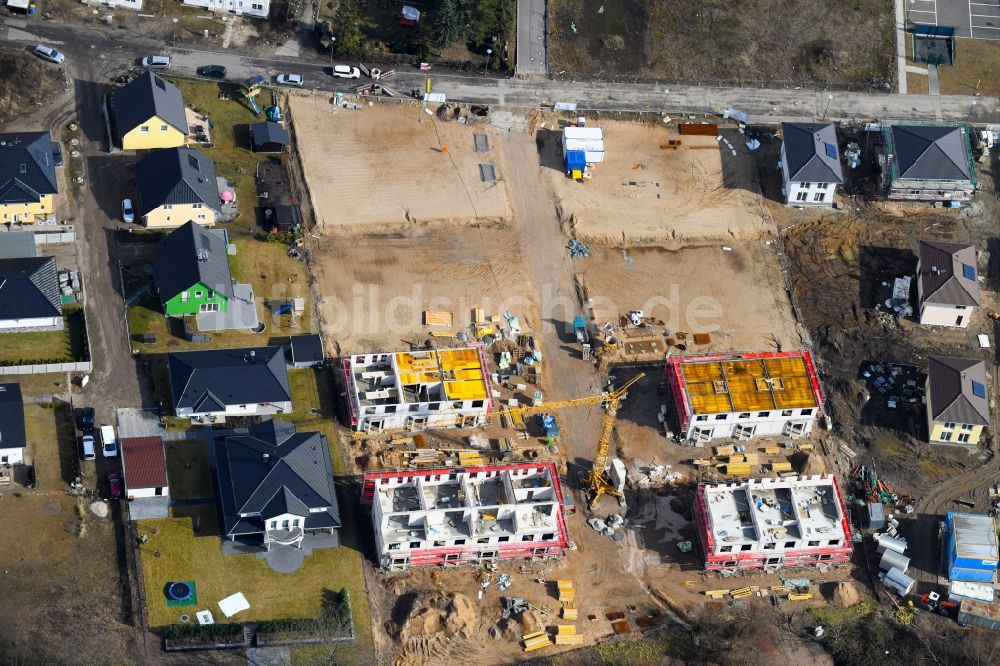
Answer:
0 131 58 223
925 356 990 446
108 71 188 151
135 148 221 229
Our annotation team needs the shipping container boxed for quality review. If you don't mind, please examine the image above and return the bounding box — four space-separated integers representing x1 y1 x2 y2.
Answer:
943 513 999 578
958 598 1000 631
948 565 997 583
949 580 995 604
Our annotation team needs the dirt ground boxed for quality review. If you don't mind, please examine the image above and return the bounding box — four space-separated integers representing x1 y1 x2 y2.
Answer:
576 242 802 352
548 0 895 90
290 96 510 231
546 121 769 243
309 225 538 354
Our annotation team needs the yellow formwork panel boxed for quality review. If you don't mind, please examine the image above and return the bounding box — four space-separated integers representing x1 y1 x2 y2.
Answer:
439 348 481 371
682 356 817 415
455 368 485 381
444 380 487 400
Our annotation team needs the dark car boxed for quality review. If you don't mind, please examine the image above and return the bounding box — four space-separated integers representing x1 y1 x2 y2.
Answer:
197 64 227 78
108 472 122 500
52 142 63 167
80 407 95 434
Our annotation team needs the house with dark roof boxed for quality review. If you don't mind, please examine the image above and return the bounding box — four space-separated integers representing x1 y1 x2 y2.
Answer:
779 123 843 207
925 356 990 446
135 148 221 229
108 71 189 150
881 122 976 202
154 221 235 317
121 436 170 518
250 121 289 153
0 383 26 466
167 346 292 422
917 240 980 328
0 131 58 223
0 256 62 331
214 419 340 551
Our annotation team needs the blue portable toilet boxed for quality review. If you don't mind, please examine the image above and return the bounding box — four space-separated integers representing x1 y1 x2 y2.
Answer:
941 512 1000 583
565 150 586 176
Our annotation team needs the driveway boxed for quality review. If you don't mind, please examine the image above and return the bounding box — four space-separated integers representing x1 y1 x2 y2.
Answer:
516 0 547 77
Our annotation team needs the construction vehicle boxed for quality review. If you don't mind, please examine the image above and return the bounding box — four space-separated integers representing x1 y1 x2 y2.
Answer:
351 373 645 509
919 592 957 614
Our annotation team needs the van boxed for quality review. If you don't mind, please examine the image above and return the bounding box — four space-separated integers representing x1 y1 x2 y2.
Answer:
81 435 96 461
141 55 171 70
100 425 117 458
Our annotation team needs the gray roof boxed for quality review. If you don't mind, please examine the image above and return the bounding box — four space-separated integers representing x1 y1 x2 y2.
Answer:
290 334 323 365
153 221 235 304
0 231 37 259
168 346 291 414
214 419 340 537
0 256 61 321
891 125 971 181
250 121 289 151
781 123 844 184
918 240 980 306
950 512 999 560
0 383 26 451
109 71 188 143
0 132 57 204
135 148 221 216
927 356 990 426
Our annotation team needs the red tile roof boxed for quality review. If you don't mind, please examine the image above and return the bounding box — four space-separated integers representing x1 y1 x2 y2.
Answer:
121 437 168 489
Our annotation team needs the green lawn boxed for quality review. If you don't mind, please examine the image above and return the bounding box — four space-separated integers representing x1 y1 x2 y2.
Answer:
0 307 87 366
164 440 214 500
23 401 76 490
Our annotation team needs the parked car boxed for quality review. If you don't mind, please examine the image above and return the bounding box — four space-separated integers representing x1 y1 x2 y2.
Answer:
80 435 96 461
108 472 122 500
52 142 63 167
100 425 117 458
140 55 171 69
122 198 135 224
197 64 227 78
80 407 95 435
331 65 361 79
34 44 65 64
275 73 303 87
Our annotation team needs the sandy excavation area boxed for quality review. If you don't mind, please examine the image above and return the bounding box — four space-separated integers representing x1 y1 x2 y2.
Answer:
546 121 770 244
310 226 538 353
576 242 803 352
289 96 510 230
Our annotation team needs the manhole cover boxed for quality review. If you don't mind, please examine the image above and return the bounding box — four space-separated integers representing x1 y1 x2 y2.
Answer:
310 408 319 415
179 614 190 623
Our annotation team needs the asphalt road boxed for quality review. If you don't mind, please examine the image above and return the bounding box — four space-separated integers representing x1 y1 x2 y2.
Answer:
516 0 547 77
4 17 1000 122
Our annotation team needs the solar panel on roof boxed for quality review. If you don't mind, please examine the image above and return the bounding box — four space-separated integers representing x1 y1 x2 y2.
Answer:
972 381 986 399
962 263 976 280
824 143 837 158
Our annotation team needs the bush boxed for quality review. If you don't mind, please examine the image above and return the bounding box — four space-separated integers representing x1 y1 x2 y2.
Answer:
164 622 243 642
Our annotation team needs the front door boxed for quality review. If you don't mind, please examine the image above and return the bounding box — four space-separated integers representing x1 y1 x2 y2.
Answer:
956 315 964 326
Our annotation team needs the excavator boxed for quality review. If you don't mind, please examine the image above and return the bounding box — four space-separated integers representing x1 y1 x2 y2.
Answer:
351 373 646 509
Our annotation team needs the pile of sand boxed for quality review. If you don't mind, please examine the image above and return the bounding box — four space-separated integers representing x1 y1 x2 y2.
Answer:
822 582 860 607
395 592 479 642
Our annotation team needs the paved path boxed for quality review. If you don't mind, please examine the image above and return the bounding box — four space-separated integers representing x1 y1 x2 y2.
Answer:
895 0 908 94
516 0 547 77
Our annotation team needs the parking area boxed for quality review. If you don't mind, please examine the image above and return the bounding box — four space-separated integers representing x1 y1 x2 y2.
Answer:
909 0 1000 39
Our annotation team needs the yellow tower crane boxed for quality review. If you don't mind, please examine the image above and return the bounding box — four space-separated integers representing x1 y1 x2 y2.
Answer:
351 373 646 509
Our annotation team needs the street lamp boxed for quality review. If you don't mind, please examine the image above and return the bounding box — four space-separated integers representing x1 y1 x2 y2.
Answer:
172 17 178 46
822 93 833 120
485 48 492 76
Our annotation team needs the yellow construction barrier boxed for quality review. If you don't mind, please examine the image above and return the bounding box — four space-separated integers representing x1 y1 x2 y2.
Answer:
788 593 813 601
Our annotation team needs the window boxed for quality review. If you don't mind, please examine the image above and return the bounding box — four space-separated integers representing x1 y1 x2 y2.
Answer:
433 541 446 547
962 263 976 280
454 539 466 545
801 182 811 188
695 415 707 421
763 542 776 550
409 404 421 412
498 536 510 543
781 410 793 417
740 544 752 551
140 126 149 133
155 487 163 496
800 408 813 416
944 422 956 429
819 554 833 561
388 543 400 550
193 203 203 209
957 433 971 443
197 214 206 220
163 204 172 210
758 411 770 417
160 124 168 133
270 520 277 529
477 538 490 545
409 541 421 549
471 400 484 408
972 381 986 399
181 291 189 302
784 541 796 549
720 545 733 553
829 539 840 546
795 191 808 202
542 533 554 540
766 557 782 565
819 182 830 189
292 519 299 528
940 430 954 441
807 540 820 547
194 291 203 297
738 412 751 419
384 406 397 414
962 424 974 431
282 520 290 529
813 193 825 202
715 414 727 421
522 534 534 542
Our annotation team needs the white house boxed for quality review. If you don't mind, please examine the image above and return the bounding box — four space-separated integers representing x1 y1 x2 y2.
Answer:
664 351 825 443
0 383 26 466
182 0 270 19
779 122 844 207
917 240 980 328
121 436 170 518
342 347 492 433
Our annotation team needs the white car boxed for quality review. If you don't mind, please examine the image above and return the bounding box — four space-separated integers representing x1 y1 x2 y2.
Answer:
141 55 171 69
122 198 135 224
332 65 361 79
276 73 303 87
34 44 65 65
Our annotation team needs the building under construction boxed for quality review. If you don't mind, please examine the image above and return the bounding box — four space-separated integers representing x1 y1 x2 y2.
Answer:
341 347 492 433
693 475 853 572
664 350 824 442
362 462 569 569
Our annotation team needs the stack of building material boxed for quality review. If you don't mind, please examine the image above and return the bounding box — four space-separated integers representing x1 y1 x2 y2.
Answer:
423 310 454 326
458 451 484 466
558 580 575 604
522 630 553 652
561 604 578 620
554 625 584 645
770 461 793 472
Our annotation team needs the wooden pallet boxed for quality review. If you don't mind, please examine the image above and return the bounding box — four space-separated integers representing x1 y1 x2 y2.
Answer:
423 310 454 326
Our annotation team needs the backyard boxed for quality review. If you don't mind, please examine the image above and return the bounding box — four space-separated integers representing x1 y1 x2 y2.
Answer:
0 307 89 366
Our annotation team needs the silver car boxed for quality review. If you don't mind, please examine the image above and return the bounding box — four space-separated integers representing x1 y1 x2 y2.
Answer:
276 73 304 87
34 44 65 64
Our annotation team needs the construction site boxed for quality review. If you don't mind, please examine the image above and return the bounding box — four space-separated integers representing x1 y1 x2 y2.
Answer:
287 97 1000 663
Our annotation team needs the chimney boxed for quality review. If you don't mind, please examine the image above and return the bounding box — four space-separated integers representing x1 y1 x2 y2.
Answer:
262 453 270 464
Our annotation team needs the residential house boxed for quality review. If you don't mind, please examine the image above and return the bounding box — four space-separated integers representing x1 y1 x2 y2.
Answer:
153 221 235 317
108 71 188 151
168 346 292 422
925 356 990 446
0 131 57 224
664 351 824 442
0 257 62 331
779 122 843 207
917 240 980 328
881 122 976 202
289 334 323 368
0 383 26 466
135 148 221 229
120 436 170 519
214 419 340 551
250 121 289 153
182 0 270 19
